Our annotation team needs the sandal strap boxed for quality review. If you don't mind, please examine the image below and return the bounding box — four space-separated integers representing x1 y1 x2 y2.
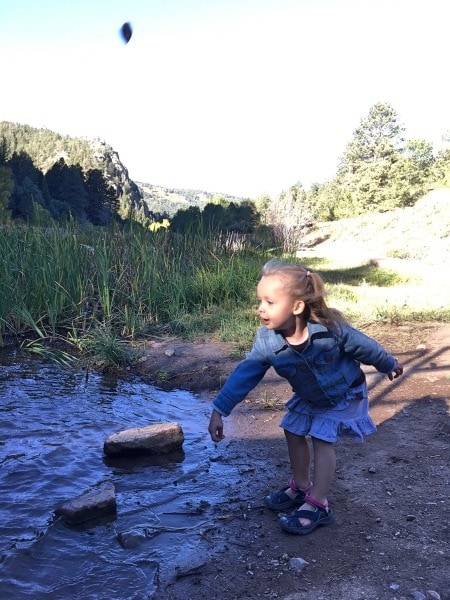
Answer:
291 508 327 522
289 478 313 494
304 495 329 511
288 478 298 492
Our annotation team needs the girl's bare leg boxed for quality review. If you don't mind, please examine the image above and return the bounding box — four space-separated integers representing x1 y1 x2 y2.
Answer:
309 436 336 504
296 436 336 525
283 430 311 495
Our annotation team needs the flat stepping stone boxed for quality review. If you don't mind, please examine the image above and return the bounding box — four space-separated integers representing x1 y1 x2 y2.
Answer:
103 422 184 456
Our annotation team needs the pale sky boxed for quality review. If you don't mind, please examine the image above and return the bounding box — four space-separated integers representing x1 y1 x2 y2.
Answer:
1 0 449 198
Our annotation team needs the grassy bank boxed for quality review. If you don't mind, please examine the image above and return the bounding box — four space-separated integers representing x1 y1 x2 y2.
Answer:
0 222 265 358
1 212 449 367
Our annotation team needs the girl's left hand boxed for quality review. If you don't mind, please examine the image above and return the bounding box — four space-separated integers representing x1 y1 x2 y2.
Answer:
388 360 404 380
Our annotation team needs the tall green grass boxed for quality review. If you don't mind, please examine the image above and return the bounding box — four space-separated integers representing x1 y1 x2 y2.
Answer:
0 222 265 349
1 223 448 365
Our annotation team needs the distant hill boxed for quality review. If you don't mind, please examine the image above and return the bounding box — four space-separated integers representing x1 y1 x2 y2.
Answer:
136 181 247 217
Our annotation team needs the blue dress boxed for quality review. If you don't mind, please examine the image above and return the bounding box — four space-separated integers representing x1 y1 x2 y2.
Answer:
280 381 377 443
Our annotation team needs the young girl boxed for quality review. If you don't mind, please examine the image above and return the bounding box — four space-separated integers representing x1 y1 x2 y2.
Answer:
208 259 403 535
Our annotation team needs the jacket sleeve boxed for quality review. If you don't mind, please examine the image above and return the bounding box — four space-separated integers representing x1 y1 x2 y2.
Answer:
338 324 396 373
212 345 270 417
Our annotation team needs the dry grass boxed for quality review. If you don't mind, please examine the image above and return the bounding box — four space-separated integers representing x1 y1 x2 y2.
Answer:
297 189 450 320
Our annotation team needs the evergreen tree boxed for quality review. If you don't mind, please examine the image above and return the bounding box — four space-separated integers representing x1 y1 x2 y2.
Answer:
9 176 44 221
170 206 202 233
338 102 405 175
84 169 119 226
335 103 423 214
8 151 45 218
430 132 450 186
9 151 39 184
202 203 226 231
224 201 258 233
0 165 14 222
45 158 88 221
252 194 271 224
0 137 10 166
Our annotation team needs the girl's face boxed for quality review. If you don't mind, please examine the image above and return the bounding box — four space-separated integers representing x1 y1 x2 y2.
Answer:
256 274 304 334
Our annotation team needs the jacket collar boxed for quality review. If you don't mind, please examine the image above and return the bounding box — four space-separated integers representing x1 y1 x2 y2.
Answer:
266 322 330 353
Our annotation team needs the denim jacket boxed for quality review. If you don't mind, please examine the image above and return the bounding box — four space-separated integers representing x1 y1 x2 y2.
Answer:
212 321 396 416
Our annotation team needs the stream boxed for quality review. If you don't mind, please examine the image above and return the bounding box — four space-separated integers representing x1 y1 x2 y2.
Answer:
0 349 233 599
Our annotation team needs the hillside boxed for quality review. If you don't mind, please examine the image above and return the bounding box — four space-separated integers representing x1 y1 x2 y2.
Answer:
0 121 148 220
300 188 450 266
0 121 248 222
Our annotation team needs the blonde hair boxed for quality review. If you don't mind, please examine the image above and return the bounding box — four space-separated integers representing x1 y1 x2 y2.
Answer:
261 259 347 331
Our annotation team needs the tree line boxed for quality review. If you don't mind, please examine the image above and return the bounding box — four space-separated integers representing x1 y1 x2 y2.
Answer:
1 103 449 236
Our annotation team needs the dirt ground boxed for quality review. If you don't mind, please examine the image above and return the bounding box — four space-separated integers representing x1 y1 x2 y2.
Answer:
134 322 450 600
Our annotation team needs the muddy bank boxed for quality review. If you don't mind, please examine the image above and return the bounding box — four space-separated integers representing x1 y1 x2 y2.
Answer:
132 323 450 600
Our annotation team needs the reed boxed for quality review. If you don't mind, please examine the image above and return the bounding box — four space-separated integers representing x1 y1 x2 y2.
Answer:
0 223 263 346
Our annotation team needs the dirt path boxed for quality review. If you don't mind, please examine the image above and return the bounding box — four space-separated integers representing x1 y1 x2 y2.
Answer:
134 323 450 600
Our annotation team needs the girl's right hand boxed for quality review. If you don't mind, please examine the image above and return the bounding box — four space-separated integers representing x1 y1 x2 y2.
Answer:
388 359 404 380
208 410 225 442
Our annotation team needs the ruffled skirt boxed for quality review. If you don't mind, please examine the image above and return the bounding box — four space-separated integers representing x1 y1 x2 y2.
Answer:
280 382 376 443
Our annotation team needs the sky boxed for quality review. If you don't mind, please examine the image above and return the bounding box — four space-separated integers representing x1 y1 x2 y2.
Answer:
1 0 449 198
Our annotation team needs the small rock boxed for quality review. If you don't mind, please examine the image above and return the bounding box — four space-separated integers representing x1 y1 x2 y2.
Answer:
426 592 441 600
411 592 426 600
55 481 116 525
368 466 377 473
268 559 280 567
118 528 147 549
406 514 416 521
289 557 309 572
164 347 176 357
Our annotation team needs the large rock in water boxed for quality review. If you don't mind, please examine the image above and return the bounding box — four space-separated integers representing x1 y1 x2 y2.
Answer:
103 422 184 456
55 481 116 525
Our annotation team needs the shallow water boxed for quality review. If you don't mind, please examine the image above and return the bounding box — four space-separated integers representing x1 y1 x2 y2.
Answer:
0 349 230 599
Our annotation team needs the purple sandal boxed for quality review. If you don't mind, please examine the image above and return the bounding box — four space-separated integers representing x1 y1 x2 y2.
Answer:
279 495 335 535
264 479 313 511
